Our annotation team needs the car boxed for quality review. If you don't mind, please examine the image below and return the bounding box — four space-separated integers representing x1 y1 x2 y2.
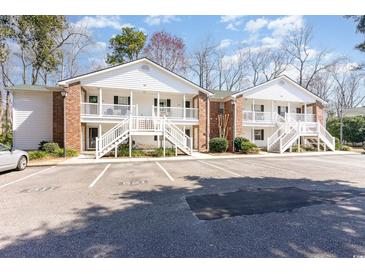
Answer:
0 143 28 172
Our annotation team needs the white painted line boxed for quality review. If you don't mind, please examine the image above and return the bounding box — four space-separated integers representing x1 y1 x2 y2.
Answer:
0 166 57 189
88 164 111 188
155 162 175 182
198 160 241 177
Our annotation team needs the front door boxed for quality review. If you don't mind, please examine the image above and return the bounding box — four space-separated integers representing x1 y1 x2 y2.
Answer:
88 128 98 149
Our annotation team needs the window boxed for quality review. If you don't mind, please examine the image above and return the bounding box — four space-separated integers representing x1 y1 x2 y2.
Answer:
185 101 191 108
154 98 171 107
185 129 191 137
219 102 224 114
254 104 264 112
154 136 158 141
89 96 98 103
278 106 288 116
254 129 264 141
296 107 302 114
114 96 130 105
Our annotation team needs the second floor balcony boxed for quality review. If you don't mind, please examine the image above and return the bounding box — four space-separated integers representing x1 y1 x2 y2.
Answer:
243 110 316 124
81 103 199 121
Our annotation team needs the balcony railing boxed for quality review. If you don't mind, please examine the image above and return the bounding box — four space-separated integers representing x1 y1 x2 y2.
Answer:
153 106 199 120
81 103 136 117
243 111 316 124
243 111 279 123
285 113 316 122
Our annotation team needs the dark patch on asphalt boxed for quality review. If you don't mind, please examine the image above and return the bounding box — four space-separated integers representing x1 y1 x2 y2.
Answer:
185 187 365 220
119 179 149 185
20 186 59 193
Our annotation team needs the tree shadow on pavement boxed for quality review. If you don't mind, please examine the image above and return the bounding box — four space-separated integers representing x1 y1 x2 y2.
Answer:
0 175 365 258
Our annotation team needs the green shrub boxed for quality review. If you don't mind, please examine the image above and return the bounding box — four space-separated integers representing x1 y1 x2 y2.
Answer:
152 147 175 157
335 137 341 150
28 150 49 160
209 137 228 153
41 142 60 153
234 137 249 152
341 145 351 151
54 148 79 157
241 140 260 154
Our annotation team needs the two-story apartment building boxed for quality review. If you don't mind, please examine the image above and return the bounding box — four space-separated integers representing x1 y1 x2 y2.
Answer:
10 58 335 157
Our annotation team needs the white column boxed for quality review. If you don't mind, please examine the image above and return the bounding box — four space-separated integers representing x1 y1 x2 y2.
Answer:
183 94 186 120
130 90 133 116
271 100 274 121
252 99 255 121
157 91 160 118
98 88 103 117
317 136 320 152
252 127 255 142
98 124 102 139
304 104 307 122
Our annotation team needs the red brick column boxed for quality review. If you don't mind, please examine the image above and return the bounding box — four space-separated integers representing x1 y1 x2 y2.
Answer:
53 91 64 147
209 101 220 139
311 102 325 125
65 82 81 152
235 95 243 137
198 91 208 152
224 100 234 152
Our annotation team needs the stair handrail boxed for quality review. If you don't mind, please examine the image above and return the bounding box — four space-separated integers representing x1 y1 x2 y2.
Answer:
164 118 192 153
267 122 287 150
318 122 335 150
98 118 130 153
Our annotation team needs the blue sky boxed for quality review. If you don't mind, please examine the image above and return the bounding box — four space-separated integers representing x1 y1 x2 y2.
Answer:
69 15 364 70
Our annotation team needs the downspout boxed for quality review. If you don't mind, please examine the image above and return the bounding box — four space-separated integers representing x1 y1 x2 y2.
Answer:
206 94 210 152
232 97 236 151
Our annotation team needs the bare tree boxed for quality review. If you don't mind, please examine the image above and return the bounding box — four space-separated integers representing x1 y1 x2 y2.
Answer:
285 25 337 89
261 48 292 81
331 62 365 143
189 37 217 89
306 70 334 102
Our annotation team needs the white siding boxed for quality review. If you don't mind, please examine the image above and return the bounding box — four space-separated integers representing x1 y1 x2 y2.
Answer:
81 61 198 94
244 79 316 103
13 92 53 150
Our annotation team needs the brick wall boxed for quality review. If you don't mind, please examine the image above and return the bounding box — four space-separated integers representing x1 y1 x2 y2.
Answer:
53 91 64 147
198 91 208 152
309 101 325 125
209 101 220 139
224 100 234 152
65 82 81 152
235 95 243 138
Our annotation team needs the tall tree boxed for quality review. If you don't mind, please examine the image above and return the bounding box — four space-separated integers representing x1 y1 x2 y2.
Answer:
106 27 146 65
189 37 217 89
144 31 187 73
347 16 365 53
0 15 74 85
285 25 338 89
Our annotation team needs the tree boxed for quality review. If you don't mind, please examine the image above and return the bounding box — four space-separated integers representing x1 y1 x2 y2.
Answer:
189 37 217 89
285 25 338 89
144 31 187 73
0 15 77 85
330 62 365 143
106 27 146 65
347 16 365 53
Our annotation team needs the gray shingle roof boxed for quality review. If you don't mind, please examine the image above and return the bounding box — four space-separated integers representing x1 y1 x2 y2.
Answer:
8 85 63 92
343 107 365 117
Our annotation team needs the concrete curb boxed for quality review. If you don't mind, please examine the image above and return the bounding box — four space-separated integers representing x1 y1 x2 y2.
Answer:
27 151 360 167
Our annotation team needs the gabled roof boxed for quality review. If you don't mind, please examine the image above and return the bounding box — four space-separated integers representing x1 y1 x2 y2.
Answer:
7 85 63 93
209 90 235 100
231 75 327 105
58 57 213 95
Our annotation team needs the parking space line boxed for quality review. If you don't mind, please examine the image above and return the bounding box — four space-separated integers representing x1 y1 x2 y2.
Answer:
0 166 56 189
88 164 111 188
198 160 241 177
155 162 175 182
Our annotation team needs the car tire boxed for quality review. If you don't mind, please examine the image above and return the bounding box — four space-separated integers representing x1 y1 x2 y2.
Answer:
16 156 27 171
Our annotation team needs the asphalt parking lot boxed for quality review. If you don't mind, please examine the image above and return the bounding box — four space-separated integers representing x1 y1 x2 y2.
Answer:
1 154 365 258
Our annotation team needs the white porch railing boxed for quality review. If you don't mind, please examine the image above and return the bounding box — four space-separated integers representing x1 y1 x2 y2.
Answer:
286 113 316 122
243 111 282 123
153 106 199 120
81 103 136 117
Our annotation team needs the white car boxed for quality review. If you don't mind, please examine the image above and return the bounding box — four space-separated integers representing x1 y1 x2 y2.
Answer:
0 143 28 172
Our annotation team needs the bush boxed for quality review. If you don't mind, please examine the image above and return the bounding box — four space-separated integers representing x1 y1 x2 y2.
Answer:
54 148 79 157
234 137 249 152
335 137 341 150
209 137 228 153
241 140 260 154
341 145 351 151
28 150 49 160
41 142 60 153
118 147 176 157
